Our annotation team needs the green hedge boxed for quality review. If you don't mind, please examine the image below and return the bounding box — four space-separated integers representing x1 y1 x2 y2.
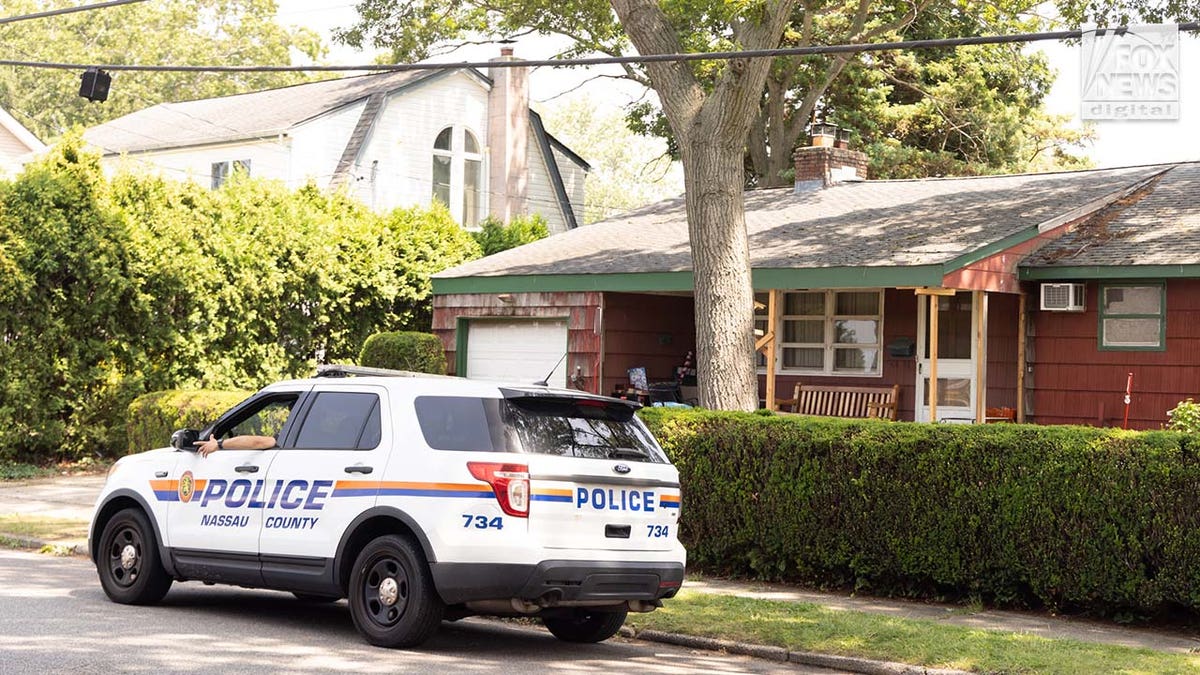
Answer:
358 331 446 374
125 390 251 456
638 409 1200 617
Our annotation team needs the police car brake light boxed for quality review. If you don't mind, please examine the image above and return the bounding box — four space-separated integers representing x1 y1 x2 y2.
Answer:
467 462 529 518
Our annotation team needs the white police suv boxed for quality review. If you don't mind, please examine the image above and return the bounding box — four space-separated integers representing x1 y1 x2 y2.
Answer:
90 366 686 648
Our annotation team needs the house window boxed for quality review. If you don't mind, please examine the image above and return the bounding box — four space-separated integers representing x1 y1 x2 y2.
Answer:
760 289 882 376
431 127 485 228
211 159 250 189
1099 283 1165 350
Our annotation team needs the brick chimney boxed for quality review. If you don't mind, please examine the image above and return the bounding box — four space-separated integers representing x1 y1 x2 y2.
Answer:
487 47 529 222
794 127 869 192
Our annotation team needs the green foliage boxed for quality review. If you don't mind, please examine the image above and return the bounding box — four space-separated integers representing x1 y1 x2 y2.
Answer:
0 135 157 461
0 140 483 461
125 390 252 456
1166 398 1200 433
358 332 447 374
470 214 550 255
639 409 1200 618
0 0 324 141
541 98 683 224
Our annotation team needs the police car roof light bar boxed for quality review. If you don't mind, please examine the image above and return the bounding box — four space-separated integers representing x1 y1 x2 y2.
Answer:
315 364 452 378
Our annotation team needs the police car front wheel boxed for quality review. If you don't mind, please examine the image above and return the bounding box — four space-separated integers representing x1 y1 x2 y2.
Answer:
97 507 172 605
349 534 444 648
543 608 628 643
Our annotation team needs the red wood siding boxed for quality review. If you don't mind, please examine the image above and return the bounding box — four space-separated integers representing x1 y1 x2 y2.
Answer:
601 293 696 396
986 293 1020 410
432 292 604 393
1029 279 1200 429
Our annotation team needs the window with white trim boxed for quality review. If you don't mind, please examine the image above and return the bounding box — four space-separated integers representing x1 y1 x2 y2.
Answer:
1099 283 1164 350
757 289 883 376
431 126 485 228
211 159 250 189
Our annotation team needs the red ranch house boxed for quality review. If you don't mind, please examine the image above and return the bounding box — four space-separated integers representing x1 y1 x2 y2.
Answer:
431 145 1200 430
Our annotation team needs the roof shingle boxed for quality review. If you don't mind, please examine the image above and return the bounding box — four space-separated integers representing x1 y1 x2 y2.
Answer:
437 164 1176 279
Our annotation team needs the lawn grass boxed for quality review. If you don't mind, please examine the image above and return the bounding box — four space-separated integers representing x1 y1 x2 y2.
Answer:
628 590 1200 674
0 514 90 541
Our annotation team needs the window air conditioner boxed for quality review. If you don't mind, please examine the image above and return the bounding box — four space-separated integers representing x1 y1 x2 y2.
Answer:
1040 282 1085 312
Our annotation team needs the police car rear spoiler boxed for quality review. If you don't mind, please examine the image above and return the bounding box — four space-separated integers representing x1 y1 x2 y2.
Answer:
499 387 642 410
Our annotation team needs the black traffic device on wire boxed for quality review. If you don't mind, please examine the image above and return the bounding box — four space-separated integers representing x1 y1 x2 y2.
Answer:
79 67 111 102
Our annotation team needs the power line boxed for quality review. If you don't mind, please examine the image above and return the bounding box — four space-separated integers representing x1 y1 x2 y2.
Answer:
1 22 1198 73
0 0 149 26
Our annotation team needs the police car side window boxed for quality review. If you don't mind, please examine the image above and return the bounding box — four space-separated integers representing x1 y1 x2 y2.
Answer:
293 392 381 450
225 396 298 440
414 396 507 452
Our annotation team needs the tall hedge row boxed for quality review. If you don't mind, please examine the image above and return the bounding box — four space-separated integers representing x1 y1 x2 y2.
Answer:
0 137 482 461
639 409 1200 617
125 390 252 454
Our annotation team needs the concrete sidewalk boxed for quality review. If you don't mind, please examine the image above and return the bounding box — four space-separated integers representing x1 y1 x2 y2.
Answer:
2 474 1198 660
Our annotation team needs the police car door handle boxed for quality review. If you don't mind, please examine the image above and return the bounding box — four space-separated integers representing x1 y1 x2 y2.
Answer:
154 471 168 478
235 464 259 473
344 465 373 474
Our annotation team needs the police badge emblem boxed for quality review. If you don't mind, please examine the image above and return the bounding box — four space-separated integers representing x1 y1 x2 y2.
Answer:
178 470 195 503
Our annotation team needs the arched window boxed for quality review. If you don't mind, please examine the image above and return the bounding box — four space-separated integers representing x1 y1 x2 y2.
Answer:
430 126 485 227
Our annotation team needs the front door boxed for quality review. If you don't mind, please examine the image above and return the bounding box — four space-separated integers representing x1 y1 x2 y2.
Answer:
166 390 305 584
915 292 977 423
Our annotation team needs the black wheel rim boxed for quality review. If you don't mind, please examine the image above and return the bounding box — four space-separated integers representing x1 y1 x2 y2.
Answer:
106 524 143 589
361 555 410 628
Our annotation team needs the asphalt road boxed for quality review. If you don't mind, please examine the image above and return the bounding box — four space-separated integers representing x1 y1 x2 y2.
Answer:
0 550 839 674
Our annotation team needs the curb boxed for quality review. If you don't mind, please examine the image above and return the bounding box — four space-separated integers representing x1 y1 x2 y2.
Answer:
0 533 88 557
620 626 969 675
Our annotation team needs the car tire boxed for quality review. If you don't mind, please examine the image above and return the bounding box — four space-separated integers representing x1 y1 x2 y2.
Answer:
348 534 444 648
96 507 172 605
293 592 340 603
543 608 628 643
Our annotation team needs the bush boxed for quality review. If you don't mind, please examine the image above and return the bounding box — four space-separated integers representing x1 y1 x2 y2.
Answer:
471 214 549 256
125 390 251 456
638 408 1200 618
1166 398 1200 433
0 139 485 462
358 332 447 374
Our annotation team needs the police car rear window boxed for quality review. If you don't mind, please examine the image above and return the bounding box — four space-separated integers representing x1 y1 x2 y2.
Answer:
414 396 666 462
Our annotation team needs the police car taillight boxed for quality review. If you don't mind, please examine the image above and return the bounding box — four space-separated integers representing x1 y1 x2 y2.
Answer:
467 462 530 518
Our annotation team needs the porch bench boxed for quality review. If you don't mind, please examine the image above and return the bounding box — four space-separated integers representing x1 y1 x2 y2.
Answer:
775 383 900 421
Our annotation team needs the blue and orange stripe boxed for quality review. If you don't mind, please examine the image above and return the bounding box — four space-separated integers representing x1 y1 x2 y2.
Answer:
332 480 494 499
531 488 574 503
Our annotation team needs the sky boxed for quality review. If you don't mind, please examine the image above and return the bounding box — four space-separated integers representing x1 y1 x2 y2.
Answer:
273 1 1199 170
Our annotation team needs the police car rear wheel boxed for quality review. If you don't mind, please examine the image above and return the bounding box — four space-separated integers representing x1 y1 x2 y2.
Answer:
349 535 444 648
97 508 172 605
543 608 628 643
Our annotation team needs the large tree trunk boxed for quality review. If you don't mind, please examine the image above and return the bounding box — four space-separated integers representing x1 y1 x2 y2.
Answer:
611 0 794 411
680 129 759 411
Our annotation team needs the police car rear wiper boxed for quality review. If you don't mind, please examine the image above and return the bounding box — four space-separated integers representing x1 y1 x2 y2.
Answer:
608 447 649 459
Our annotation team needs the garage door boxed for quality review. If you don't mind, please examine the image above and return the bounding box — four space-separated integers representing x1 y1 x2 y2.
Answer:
465 319 569 387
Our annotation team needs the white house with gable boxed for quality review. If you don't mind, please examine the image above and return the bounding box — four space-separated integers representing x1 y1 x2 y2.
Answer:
83 49 589 232
0 107 45 177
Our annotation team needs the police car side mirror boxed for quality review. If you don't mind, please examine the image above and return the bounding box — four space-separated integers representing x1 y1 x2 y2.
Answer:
171 428 199 451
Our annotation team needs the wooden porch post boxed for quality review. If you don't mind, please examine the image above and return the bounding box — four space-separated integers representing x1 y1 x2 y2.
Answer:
974 290 988 424
929 293 939 422
1017 291 1027 423
754 291 780 410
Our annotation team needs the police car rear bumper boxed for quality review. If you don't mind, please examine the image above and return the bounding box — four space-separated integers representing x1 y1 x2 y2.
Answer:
431 559 685 606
